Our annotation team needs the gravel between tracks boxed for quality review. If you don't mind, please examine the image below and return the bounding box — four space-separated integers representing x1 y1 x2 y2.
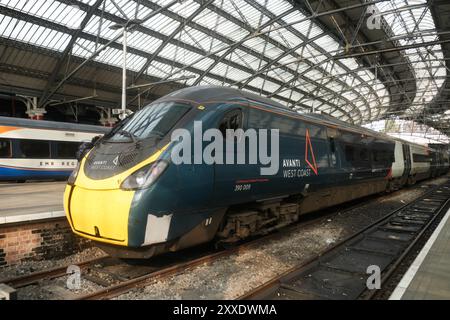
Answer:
1 177 447 300
116 177 448 300
0 247 105 281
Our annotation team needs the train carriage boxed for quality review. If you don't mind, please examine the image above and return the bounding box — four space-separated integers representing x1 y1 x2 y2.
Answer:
0 116 109 181
63 86 449 259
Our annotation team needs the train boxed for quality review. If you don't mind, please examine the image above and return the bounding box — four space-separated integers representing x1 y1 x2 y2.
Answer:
63 86 450 259
0 116 109 182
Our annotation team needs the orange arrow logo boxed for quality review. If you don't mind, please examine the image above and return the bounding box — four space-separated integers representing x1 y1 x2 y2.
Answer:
305 129 318 175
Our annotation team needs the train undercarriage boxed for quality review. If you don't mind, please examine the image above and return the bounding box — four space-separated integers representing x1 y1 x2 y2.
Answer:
216 179 389 244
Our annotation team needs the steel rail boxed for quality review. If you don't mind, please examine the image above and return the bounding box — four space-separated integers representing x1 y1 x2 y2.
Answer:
0 189 372 298
239 180 450 300
0 255 109 288
76 195 379 300
3 180 438 300
363 195 450 300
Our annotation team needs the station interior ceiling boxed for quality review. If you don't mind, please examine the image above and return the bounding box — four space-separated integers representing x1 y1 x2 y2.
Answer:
0 0 449 139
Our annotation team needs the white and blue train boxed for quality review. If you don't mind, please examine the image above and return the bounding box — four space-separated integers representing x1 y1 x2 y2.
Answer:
0 116 109 182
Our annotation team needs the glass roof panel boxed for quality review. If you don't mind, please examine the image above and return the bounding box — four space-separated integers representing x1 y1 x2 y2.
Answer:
2 0 87 29
3 0 443 126
376 0 445 117
0 14 71 51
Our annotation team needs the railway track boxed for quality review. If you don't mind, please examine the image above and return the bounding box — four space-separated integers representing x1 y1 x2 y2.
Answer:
0 255 109 289
75 202 361 300
1 192 371 300
240 180 450 300
2 179 445 300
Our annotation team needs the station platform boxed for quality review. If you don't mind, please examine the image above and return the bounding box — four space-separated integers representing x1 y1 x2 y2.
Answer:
0 182 66 225
0 181 85 267
390 206 450 300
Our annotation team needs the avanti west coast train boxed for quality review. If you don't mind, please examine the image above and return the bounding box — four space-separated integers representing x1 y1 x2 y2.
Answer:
0 116 109 181
64 86 450 259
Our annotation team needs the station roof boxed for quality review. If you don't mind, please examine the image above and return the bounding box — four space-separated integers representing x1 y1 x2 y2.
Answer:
0 0 448 133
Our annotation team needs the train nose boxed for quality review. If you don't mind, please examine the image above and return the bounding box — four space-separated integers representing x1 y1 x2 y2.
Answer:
64 185 134 245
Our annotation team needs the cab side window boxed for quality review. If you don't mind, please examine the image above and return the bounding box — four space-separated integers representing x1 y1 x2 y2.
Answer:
219 110 243 137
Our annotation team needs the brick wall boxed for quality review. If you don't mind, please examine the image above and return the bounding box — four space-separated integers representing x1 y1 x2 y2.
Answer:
0 219 91 268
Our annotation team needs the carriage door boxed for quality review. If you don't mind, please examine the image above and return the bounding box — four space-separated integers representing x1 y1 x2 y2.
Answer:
213 107 255 206
326 128 340 186
402 144 411 180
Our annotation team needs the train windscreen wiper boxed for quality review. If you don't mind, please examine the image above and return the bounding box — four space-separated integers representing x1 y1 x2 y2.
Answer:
117 130 139 143
105 130 142 149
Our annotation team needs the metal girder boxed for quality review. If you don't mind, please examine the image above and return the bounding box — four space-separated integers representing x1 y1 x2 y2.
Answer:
41 0 183 104
232 32 324 88
133 0 214 83
0 63 122 98
0 0 388 123
30 0 310 106
280 1 387 113
409 0 450 132
129 0 383 121
268 38 450 98
294 0 419 120
27 0 354 116
244 0 379 121
38 0 104 108
1 0 447 132
0 36 162 106
0 5 300 108
189 0 377 123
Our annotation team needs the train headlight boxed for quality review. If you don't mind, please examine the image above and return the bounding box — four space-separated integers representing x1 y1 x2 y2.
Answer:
121 160 169 190
68 162 81 185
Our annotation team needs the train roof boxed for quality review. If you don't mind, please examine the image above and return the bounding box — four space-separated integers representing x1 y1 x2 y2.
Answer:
159 85 289 110
160 86 394 139
307 113 437 150
0 116 110 134
155 86 447 151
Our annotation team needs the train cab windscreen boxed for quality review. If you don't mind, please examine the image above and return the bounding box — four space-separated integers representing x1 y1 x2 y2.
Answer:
84 102 191 180
105 102 191 143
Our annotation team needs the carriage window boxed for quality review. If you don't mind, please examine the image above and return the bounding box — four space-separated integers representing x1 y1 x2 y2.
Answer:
18 140 50 159
219 110 243 137
0 139 11 158
373 150 393 163
360 148 369 162
345 145 355 162
55 142 81 159
229 113 241 130
413 153 432 163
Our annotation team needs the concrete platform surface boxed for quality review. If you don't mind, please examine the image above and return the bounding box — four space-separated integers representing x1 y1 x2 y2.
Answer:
0 182 66 224
390 207 450 300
